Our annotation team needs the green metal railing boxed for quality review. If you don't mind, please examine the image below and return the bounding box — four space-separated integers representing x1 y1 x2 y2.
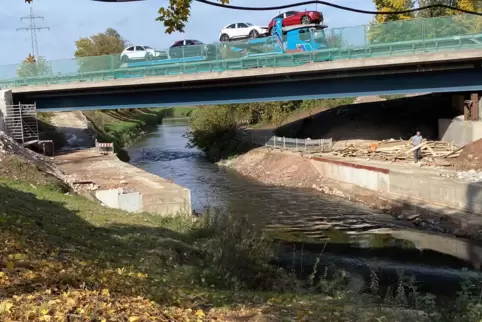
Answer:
2 14 482 88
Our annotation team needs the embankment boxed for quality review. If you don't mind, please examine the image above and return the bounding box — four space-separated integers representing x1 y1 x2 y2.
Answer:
38 108 179 161
82 108 168 161
221 147 482 241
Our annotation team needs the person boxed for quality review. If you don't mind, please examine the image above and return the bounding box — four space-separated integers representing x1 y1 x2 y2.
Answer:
411 131 423 163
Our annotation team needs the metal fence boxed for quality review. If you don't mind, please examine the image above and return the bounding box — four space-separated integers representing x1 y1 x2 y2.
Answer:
1 14 482 87
236 129 332 153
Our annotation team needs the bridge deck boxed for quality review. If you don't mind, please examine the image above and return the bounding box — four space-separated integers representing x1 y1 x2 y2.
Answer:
11 49 482 94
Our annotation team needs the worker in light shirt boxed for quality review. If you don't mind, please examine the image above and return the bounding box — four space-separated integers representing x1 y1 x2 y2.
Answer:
411 131 423 163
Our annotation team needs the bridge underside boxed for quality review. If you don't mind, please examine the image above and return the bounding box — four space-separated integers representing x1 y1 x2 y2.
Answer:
13 64 482 112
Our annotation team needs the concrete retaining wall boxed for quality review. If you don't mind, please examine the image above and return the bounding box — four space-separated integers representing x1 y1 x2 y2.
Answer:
311 156 482 215
311 157 390 192
438 116 482 147
95 187 191 216
0 89 13 132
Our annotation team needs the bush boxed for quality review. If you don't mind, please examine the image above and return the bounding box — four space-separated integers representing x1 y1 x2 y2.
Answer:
191 212 298 291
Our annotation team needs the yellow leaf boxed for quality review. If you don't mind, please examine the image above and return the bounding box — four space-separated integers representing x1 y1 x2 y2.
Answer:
0 301 13 313
41 308 49 315
0 272 5 278
194 309 205 317
14 253 24 260
101 320 107 322
101 289 110 296
6 261 14 270
128 317 139 322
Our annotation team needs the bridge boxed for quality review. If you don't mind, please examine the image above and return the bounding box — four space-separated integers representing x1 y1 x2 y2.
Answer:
2 14 482 112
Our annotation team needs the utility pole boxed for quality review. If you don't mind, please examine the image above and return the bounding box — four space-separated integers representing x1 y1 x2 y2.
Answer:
16 6 49 59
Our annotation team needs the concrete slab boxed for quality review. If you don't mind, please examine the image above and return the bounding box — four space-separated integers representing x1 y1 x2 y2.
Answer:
54 148 191 216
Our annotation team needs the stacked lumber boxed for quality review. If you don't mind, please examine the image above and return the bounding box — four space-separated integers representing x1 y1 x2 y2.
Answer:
331 139 461 162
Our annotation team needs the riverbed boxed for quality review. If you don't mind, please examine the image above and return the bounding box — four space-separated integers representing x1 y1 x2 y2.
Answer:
127 120 482 295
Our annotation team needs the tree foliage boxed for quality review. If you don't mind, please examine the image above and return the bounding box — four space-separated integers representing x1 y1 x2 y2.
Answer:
157 0 230 33
17 54 51 78
74 28 129 73
373 0 415 23
369 0 482 44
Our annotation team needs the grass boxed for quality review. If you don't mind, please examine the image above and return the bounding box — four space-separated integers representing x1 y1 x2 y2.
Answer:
82 108 166 161
2 153 482 321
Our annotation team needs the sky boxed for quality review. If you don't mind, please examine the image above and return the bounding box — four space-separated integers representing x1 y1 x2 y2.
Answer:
0 0 376 66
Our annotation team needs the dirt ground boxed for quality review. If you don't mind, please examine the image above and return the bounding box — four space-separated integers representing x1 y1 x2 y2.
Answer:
222 148 321 188
451 139 482 171
53 148 183 193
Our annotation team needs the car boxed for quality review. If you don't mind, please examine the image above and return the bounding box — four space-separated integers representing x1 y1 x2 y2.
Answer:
120 45 168 62
219 22 269 42
169 39 217 59
267 10 324 35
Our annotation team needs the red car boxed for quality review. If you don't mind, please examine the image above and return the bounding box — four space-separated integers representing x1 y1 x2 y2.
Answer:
267 10 324 34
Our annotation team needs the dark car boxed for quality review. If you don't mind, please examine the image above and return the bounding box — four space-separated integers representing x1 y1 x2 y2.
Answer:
169 39 217 60
267 10 323 35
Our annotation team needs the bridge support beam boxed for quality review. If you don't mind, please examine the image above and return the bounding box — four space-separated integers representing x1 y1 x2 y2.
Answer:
0 89 12 132
462 92 482 121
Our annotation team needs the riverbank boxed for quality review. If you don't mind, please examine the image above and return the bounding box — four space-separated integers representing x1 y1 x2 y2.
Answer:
1 132 449 322
220 147 482 241
38 108 174 161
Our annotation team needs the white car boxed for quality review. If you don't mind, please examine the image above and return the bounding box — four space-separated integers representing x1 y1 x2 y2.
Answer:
120 45 168 62
219 22 269 42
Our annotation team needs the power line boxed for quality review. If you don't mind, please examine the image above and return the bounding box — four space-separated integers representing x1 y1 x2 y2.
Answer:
16 6 50 59
194 0 482 16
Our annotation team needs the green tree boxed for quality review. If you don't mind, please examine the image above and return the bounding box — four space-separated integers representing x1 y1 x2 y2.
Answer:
17 54 52 78
74 28 129 73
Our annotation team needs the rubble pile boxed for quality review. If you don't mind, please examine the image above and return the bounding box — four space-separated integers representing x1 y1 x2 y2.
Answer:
331 138 460 163
439 169 482 183
0 131 66 180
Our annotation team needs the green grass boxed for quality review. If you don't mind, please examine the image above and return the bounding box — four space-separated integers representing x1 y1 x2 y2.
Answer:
82 108 165 161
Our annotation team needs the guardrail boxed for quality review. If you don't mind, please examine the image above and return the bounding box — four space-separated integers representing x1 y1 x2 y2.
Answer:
236 129 332 153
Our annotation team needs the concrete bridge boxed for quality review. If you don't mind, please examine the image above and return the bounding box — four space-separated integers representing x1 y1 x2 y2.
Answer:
7 49 482 113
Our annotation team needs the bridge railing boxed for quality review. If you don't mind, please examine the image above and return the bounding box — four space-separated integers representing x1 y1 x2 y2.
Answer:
236 129 332 153
1 14 482 86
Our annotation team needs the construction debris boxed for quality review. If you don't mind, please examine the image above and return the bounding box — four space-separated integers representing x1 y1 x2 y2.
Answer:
331 138 461 163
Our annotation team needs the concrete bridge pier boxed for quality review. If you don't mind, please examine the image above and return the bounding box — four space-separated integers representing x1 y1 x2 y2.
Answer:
0 89 13 132
439 92 482 147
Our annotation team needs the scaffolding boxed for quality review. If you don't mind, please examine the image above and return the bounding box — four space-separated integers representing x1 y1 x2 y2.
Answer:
4 103 39 144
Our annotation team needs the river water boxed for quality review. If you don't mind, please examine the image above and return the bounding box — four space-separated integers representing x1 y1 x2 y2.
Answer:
128 120 482 295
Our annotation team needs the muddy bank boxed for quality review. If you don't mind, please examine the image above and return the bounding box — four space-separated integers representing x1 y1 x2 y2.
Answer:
220 148 482 241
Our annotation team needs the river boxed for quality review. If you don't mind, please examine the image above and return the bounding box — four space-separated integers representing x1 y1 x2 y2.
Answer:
128 120 482 296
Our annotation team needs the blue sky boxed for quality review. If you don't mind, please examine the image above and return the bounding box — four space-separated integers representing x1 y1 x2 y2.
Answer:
0 0 375 66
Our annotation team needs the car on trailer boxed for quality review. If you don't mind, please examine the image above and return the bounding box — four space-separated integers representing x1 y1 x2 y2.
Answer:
219 22 269 42
169 39 217 59
120 45 168 62
267 10 324 35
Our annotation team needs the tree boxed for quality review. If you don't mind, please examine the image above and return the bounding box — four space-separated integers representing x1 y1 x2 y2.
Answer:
17 54 52 78
74 28 129 73
416 0 480 18
372 0 415 23
157 0 230 33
